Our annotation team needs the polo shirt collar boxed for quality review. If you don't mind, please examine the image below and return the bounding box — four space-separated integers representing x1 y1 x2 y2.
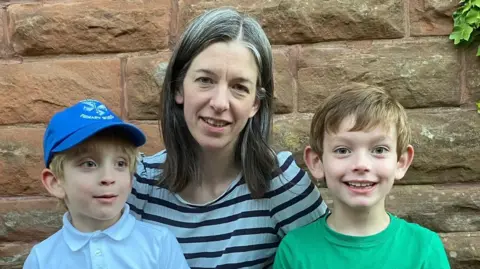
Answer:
62 204 136 251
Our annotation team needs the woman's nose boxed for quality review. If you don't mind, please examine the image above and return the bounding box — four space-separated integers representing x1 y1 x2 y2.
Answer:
209 84 230 112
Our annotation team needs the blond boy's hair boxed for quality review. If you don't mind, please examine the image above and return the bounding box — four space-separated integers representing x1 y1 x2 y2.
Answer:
309 84 411 159
48 129 139 209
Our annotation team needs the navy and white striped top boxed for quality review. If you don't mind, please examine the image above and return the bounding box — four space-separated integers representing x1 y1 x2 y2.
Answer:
127 150 328 269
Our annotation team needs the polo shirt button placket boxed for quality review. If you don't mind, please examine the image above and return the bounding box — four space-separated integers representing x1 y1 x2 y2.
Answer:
90 233 106 269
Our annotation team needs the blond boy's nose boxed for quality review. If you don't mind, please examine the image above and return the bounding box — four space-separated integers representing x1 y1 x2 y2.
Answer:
100 167 116 185
101 178 115 186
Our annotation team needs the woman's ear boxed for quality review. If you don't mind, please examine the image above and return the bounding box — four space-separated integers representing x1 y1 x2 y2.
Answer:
175 91 184 104
304 146 325 180
249 87 264 118
41 168 66 199
249 98 260 118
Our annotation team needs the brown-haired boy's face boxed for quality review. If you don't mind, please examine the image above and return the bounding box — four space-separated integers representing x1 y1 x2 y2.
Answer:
306 116 413 212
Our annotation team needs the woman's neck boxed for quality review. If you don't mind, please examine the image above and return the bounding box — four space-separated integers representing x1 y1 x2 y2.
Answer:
200 147 239 184
178 146 240 205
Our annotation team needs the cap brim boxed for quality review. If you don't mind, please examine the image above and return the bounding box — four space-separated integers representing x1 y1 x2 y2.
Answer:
51 121 146 154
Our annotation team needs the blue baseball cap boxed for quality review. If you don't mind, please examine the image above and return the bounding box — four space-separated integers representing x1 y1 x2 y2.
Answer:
43 99 146 167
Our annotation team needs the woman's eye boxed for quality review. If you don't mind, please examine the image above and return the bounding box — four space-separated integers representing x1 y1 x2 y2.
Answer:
232 84 249 93
197 77 213 84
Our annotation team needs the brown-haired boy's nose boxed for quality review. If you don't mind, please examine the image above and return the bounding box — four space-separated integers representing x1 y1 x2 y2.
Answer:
352 154 371 173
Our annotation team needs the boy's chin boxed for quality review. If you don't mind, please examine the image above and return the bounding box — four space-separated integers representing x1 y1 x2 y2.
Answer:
339 198 386 210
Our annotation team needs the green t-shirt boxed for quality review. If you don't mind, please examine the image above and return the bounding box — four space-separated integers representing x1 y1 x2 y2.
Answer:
273 213 450 269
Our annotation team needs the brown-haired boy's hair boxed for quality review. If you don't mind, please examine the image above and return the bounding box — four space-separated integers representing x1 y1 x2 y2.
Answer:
309 84 411 159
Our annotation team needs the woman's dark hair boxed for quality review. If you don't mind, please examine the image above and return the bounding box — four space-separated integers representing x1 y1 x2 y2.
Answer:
158 7 277 198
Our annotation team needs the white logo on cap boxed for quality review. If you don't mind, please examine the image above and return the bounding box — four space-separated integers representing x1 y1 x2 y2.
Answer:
79 99 114 120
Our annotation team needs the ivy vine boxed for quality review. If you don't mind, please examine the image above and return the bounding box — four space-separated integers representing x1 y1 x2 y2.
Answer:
449 0 480 54
449 1 480 113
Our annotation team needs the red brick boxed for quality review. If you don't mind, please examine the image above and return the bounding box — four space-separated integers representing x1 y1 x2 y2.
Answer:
129 121 165 156
0 242 34 269
125 53 172 120
178 0 404 45
0 197 63 243
0 127 46 196
0 10 6 57
272 48 294 114
465 44 480 106
297 39 461 111
0 58 121 124
8 0 171 55
441 232 480 269
410 0 457 36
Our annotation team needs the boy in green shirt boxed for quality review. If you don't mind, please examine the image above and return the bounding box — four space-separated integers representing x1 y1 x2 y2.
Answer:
273 86 451 269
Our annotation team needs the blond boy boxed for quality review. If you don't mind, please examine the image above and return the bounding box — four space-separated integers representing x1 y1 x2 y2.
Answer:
23 99 189 269
273 86 450 269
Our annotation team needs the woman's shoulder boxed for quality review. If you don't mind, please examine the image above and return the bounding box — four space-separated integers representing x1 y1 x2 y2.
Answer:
137 149 167 165
272 151 304 181
268 150 314 192
275 150 296 164
135 150 167 180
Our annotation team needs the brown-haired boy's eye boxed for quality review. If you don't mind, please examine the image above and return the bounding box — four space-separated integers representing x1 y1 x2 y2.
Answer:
372 146 389 155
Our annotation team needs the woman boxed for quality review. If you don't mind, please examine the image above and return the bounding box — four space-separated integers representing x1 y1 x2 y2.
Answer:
128 7 328 269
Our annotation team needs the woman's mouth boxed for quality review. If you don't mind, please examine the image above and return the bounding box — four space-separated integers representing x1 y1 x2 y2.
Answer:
201 117 230 127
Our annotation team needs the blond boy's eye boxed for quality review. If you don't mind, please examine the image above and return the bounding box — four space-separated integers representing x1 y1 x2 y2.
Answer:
334 147 350 154
81 161 96 168
117 160 128 167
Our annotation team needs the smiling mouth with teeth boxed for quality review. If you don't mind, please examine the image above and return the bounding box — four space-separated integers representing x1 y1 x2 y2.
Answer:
201 117 230 127
345 182 376 189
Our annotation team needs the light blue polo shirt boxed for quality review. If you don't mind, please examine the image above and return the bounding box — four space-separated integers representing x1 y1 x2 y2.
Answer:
23 204 190 269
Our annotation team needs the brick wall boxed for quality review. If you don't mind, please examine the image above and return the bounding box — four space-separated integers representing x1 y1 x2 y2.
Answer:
0 0 478 268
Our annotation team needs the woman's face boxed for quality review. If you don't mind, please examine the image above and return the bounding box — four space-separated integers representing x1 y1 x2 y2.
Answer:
175 41 260 154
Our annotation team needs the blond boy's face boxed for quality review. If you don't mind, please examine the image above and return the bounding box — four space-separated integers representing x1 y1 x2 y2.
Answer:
57 142 133 231
306 116 413 212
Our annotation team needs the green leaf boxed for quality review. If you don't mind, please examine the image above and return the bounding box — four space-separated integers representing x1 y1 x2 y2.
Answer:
465 8 480 24
449 24 474 44
453 14 466 26
477 101 480 113
473 0 480 8
463 1 473 12
477 45 480 56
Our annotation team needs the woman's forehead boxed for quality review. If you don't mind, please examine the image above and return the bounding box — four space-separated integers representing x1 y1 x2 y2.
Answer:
188 42 258 79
